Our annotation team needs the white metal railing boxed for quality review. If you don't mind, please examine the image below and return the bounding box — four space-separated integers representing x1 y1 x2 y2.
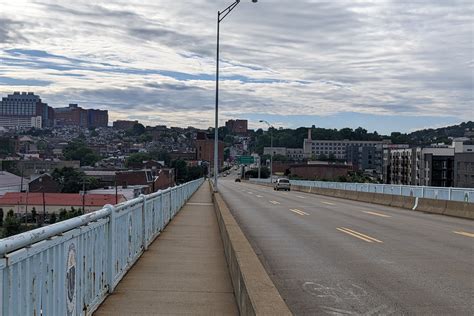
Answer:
250 178 473 203
0 178 204 316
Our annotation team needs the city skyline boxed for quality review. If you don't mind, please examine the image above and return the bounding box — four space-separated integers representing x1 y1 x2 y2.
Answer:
0 1 472 133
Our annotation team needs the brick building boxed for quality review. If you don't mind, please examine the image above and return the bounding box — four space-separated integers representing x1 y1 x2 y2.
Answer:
225 119 248 135
195 139 224 169
113 120 138 130
55 104 108 128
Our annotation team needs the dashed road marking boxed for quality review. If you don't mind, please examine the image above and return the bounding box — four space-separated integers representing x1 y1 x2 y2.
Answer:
363 211 391 218
337 227 383 243
295 195 306 199
290 209 309 216
247 191 253 194
453 231 474 238
322 201 336 206
269 200 281 205
256 195 263 198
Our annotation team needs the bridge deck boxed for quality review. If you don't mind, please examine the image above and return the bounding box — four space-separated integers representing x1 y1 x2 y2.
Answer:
94 183 238 315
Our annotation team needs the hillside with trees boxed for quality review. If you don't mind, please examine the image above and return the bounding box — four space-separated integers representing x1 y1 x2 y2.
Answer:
250 121 472 154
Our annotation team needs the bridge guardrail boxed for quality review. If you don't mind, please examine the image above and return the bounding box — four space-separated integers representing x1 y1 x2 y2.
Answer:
0 178 204 316
250 178 473 203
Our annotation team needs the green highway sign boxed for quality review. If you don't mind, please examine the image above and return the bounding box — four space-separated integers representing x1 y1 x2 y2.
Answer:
237 156 255 164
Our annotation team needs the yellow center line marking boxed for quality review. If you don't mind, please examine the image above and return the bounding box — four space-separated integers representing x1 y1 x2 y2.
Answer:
337 228 374 243
256 195 263 198
363 211 391 218
290 209 309 216
269 200 281 205
295 195 306 199
453 231 474 238
341 227 383 243
322 201 336 206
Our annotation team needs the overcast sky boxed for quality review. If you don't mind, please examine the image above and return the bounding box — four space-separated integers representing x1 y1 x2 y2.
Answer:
0 0 472 134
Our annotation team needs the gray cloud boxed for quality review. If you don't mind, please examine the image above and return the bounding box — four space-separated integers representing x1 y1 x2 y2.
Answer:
0 0 472 130
0 18 29 43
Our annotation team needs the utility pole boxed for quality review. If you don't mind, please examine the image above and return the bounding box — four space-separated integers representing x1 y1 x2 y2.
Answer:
115 177 118 204
42 186 46 226
82 180 86 214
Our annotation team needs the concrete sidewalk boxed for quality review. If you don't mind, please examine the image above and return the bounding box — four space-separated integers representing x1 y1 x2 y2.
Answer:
94 183 238 316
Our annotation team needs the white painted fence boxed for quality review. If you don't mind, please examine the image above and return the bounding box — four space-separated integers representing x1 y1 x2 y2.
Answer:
250 178 473 202
0 178 204 316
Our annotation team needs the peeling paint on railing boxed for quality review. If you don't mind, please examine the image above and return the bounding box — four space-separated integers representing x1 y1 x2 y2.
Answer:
0 178 204 316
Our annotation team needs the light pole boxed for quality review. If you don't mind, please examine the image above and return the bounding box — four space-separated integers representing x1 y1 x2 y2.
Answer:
259 120 273 182
214 0 258 192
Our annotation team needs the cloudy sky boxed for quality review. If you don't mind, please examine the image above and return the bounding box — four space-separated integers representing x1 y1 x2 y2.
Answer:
0 0 472 134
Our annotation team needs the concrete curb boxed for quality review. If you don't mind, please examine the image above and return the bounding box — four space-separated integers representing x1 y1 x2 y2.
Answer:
210 184 292 315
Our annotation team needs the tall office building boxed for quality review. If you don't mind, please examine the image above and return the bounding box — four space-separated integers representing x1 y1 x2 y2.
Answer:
55 104 108 128
0 92 54 129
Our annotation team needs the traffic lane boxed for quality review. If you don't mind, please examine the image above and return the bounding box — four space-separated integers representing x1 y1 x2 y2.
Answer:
220 180 474 315
233 180 474 270
236 180 474 237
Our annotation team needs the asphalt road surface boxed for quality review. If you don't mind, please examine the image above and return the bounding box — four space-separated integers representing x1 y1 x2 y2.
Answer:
218 177 474 315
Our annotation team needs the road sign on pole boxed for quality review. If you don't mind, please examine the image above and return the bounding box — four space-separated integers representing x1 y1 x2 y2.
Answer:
237 156 255 164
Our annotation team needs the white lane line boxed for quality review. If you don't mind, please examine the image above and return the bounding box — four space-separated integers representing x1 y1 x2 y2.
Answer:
247 191 253 194
453 231 474 238
187 202 214 206
363 211 391 218
290 209 309 216
256 195 263 198
269 200 281 205
295 195 306 199
322 201 336 206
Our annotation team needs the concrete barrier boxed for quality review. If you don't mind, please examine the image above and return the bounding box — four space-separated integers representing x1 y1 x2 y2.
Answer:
356 192 375 204
415 198 447 215
343 190 359 201
444 201 474 219
212 188 291 315
372 192 393 206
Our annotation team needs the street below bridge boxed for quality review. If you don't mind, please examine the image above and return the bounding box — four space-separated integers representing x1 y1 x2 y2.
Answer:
219 178 474 315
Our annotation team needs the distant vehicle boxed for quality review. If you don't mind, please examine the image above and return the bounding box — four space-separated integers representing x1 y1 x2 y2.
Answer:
274 178 291 191
235 178 241 182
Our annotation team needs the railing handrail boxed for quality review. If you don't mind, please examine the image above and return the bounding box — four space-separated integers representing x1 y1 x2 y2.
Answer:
0 182 188 256
0 206 113 256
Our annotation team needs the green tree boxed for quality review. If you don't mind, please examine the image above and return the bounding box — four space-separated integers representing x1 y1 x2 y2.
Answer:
31 207 37 223
171 160 188 184
50 213 57 224
138 133 153 143
63 139 100 166
52 167 99 193
0 208 3 226
59 209 68 221
186 166 205 181
272 154 288 162
149 149 171 166
4 211 22 237
125 152 151 168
